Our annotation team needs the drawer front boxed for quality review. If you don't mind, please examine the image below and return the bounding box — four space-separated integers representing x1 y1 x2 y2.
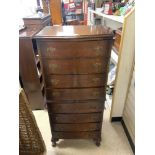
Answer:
47 101 104 113
53 123 101 132
45 74 106 88
46 87 105 100
39 40 111 58
42 58 109 74
50 113 103 123
52 131 100 139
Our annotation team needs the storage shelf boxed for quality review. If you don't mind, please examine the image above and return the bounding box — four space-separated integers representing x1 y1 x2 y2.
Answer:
89 9 124 23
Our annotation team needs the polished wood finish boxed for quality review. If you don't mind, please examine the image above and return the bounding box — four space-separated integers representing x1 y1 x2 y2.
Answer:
35 25 113 38
35 25 113 146
19 14 51 110
19 29 44 110
52 131 100 139
45 74 106 88
50 113 103 123
47 101 104 113
23 13 51 31
38 40 110 58
46 88 105 100
42 58 109 74
53 123 101 132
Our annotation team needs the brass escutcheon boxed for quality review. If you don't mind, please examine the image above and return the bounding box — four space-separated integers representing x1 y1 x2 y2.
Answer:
51 79 59 85
93 62 102 70
52 92 60 97
49 64 58 70
94 46 103 56
47 47 56 52
93 91 100 97
92 78 100 83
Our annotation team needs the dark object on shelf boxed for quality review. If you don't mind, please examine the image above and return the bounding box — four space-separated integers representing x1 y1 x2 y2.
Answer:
36 0 43 12
94 17 102 25
113 0 122 2
106 85 114 95
64 0 84 21
91 2 96 10
35 25 113 146
104 2 113 15
66 19 79 25
62 1 67 25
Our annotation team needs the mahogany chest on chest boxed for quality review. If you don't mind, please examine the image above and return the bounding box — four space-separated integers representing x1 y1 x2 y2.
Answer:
35 25 113 146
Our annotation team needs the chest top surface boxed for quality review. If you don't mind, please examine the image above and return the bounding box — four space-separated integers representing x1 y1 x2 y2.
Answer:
23 13 50 20
35 25 113 39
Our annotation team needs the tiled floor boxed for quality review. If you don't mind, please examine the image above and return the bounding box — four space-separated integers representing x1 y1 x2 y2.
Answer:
33 105 133 155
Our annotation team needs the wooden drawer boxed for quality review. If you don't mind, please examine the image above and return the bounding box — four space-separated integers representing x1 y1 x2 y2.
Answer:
53 123 101 132
45 74 106 88
52 131 100 139
46 87 105 100
50 113 103 123
47 101 104 113
42 58 109 74
38 40 111 58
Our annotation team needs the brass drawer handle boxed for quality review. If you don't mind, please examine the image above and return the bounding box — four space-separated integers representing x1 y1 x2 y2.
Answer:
93 91 100 97
92 78 100 83
47 47 56 53
94 46 103 56
49 64 58 70
52 92 60 97
93 62 102 70
51 79 59 85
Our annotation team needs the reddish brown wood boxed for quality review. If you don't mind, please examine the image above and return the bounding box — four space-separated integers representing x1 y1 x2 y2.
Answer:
42 58 109 75
45 74 106 88
47 101 104 113
19 29 44 110
50 113 103 123
35 25 113 146
19 15 51 110
38 40 111 58
23 13 51 32
46 87 105 100
52 131 100 139
53 123 101 132
35 25 113 39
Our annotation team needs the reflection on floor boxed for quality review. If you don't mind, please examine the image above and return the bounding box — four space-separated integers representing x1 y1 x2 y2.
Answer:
33 103 133 155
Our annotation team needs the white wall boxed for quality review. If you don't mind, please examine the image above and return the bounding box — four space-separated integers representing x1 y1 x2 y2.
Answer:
19 0 43 26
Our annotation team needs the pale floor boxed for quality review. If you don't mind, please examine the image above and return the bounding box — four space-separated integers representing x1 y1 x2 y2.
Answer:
33 105 133 155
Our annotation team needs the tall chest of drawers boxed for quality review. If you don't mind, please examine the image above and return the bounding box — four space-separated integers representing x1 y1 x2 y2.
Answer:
35 25 113 146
